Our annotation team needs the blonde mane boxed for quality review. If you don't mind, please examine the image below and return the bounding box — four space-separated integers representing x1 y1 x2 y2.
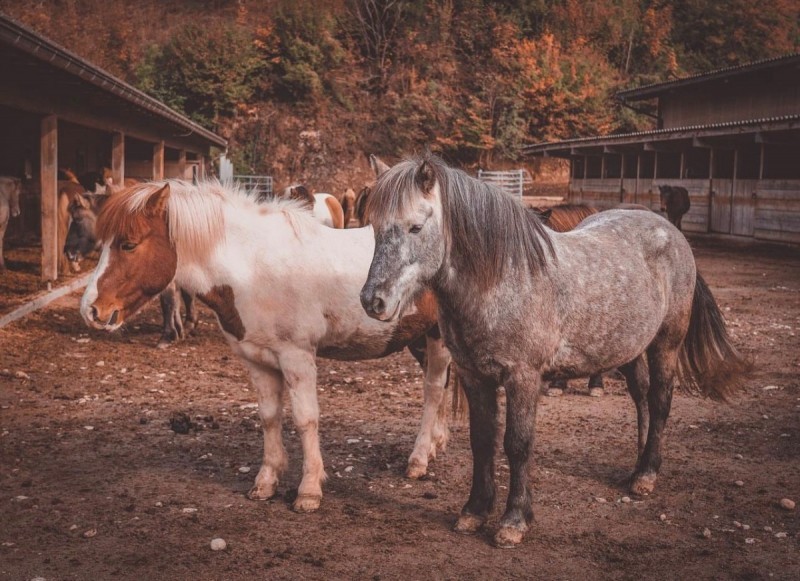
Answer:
96 179 314 265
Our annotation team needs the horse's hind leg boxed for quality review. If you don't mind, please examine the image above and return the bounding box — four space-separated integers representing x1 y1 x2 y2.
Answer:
630 343 679 496
619 355 649 464
407 330 451 479
495 367 540 549
246 364 288 501
588 373 605 397
454 372 498 536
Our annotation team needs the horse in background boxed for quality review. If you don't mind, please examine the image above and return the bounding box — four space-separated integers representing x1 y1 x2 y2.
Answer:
0 176 22 272
658 185 691 229
280 184 345 229
341 188 357 227
65 189 196 347
360 154 749 548
351 154 392 227
79 180 456 511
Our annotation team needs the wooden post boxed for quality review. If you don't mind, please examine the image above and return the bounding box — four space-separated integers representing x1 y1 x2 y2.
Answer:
679 151 686 178
619 155 625 203
111 132 125 185
729 148 738 233
635 154 641 204
707 149 715 233
178 149 187 180
199 155 206 180
40 114 58 282
153 141 164 180
758 143 765 179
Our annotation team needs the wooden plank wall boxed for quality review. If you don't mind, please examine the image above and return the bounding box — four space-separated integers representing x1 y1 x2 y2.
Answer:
754 180 800 244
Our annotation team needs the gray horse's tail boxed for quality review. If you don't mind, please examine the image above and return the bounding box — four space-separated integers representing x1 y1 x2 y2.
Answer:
677 273 752 400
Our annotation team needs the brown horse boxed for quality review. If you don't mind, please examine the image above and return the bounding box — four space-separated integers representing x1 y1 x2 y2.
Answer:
341 188 357 227
0 176 22 271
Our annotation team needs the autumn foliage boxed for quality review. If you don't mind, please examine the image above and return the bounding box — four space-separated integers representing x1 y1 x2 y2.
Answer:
2 0 797 178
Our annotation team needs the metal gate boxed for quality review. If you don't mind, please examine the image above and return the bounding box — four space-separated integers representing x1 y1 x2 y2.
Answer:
477 169 525 197
234 175 273 200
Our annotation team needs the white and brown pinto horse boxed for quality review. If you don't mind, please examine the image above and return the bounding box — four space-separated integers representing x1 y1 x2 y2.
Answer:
279 184 345 229
79 180 451 511
361 154 750 548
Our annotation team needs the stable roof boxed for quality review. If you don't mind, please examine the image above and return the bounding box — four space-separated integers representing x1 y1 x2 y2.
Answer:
0 13 226 150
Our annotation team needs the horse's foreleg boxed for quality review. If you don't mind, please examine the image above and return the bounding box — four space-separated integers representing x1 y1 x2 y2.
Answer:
631 343 678 496
495 368 540 549
407 331 451 479
620 355 649 463
454 372 498 536
281 350 325 512
157 282 184 348
180 289 198 335
246 364 287 501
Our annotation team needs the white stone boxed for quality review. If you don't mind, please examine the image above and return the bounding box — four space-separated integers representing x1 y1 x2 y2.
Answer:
210 538 227 551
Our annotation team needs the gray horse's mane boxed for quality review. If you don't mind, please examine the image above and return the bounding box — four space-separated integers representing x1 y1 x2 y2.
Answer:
367 154 554 288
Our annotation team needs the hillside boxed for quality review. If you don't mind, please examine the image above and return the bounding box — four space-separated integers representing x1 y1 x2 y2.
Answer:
1 0 797 190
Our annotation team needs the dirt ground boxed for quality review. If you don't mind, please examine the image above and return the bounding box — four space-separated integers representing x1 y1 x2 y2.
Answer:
1 236 798 580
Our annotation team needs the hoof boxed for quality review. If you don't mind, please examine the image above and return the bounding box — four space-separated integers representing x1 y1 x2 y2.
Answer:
292 494 321 513
494 525 526 549
156 340 171 350
246 484 277 501
453 513 486 535
630 472 657 496
589 388 604 398
406 459 428 480
546 388 563 397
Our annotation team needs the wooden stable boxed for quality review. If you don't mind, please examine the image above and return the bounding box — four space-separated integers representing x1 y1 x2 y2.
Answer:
524 53 800 244
0 15 226 281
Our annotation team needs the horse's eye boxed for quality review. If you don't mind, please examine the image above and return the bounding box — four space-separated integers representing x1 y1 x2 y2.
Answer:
120 241 138 252
409 224 423 234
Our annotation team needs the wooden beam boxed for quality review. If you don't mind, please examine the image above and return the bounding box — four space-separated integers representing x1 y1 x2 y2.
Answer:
755 132 797 145
0 86 210 155
40 114 58 282
153 141 165 180
111 131 125 185
178 149 187 180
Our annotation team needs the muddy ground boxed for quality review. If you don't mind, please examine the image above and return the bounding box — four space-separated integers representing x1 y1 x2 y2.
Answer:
1 237 798 580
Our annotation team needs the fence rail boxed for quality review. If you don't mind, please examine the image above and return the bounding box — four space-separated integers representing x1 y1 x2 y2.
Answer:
477 169 525 197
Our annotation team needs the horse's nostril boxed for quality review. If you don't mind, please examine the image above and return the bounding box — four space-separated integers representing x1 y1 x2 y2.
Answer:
90 306 100 322
108 310 119 326
371 296 385 315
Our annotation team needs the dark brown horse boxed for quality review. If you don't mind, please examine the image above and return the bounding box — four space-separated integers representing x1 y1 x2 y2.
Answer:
658 185 691 230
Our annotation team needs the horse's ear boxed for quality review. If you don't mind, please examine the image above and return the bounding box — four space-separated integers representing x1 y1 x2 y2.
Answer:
369 154 390 177
145 184 170 215
415 160 436 193
74 193 91 209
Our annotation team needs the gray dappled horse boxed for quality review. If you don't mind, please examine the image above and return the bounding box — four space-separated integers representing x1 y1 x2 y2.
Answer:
360 154 749 548
64 191 196 347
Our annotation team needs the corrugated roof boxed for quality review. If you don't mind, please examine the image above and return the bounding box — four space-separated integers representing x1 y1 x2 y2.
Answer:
617 53 800 101
0 13 227 148
523 114 800 155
